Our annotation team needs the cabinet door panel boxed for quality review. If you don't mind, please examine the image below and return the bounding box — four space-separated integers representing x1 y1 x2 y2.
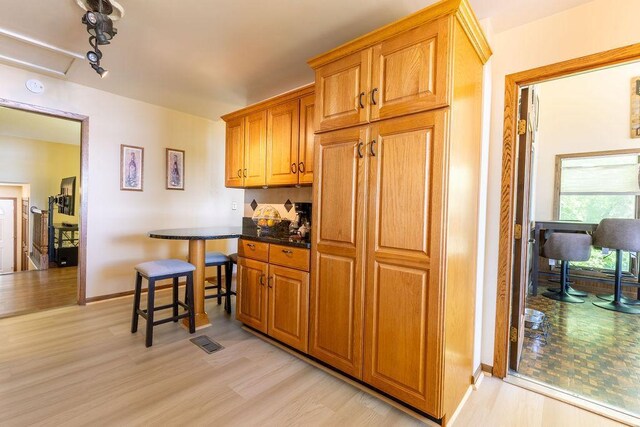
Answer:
315 50 370 132
310 126 368 378
244 110 267 187
268 265 309 353
363 111 446 414
298 94 315 185
370 18 450 121
236 257 269 333
267 99 300 186
225 117 244 188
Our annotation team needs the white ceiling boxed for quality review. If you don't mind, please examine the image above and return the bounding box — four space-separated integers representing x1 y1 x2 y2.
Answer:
0 0 595 120
0 106 81 145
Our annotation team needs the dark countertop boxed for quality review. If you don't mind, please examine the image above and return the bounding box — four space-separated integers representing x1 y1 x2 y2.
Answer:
148 221 311 249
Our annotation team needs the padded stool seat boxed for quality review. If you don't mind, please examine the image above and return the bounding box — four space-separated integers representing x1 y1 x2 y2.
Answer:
205 252 229 265
131 259 195 347
229 253 238 264
542 232 592 304
592 218 640 314
135 259 195 278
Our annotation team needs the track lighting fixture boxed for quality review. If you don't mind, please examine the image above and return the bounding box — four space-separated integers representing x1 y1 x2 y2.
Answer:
77 0 123 77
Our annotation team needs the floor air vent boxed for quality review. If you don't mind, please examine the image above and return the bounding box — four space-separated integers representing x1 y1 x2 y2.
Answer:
190 336 224 354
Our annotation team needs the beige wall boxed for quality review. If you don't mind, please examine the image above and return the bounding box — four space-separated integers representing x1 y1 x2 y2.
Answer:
533 62 640 221
0 62 244 299
481 0 640 365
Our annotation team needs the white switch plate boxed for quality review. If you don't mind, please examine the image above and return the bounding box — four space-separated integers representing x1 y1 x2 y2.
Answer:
232 202 237 210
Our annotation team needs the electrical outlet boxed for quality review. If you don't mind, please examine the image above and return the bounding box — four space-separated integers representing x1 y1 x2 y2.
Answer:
232 201 237 210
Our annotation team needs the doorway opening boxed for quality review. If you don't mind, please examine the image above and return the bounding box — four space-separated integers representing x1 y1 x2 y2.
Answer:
0 99 88 318
494 43 640 423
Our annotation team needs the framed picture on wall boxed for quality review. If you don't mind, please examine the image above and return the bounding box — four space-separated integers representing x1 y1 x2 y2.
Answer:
120 144 144 191
166 148 185 190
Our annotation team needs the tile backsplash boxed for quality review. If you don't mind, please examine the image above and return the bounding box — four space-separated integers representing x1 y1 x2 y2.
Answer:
244 187 312 220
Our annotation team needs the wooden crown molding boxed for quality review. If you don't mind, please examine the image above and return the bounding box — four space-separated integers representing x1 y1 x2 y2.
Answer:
307 0 491 69
220 83 314 122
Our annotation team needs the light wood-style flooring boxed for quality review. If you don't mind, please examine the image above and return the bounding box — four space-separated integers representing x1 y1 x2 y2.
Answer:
0 290 626 426
0 267 77 319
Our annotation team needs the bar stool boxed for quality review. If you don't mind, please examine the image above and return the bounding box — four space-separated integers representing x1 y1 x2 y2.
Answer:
204 252 232 307
541 232 592 303
224 253 238 313
131 259 196 347
593 218 640 314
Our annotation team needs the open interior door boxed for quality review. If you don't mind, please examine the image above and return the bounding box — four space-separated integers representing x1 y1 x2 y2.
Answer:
509 86 537 371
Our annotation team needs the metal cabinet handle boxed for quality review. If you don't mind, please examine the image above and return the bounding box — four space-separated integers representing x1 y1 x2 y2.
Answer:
370 140 377 157
237 169 242 178
268 276 273 288
359 92 365 109
357 141 364 158
298 162 305 173
243 168 247 177
371 88 378 105
282 249 293 254
246 243 255 249
291 163 298 174
259 274 265 286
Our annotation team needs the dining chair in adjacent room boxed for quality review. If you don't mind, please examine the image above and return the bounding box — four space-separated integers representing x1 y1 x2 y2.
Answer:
592 218 640 314
541 232 592 303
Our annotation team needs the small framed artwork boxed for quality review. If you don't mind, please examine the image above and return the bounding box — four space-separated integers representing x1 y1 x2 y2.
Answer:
166 148 185 190
120 144 144 191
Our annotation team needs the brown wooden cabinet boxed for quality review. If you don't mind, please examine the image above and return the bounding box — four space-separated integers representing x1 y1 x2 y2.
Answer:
298 94 315 185
222 85 315 188
236 257 269 333
308 0 491 422
243 110 267 187
224 117 245 187
267 99 300 186
309 126 367 379
267 264 309 352
237 239 311 353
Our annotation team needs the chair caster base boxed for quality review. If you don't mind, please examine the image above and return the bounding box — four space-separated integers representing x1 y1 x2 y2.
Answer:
542 291 584 303
593 300 640 314
547 286 587 297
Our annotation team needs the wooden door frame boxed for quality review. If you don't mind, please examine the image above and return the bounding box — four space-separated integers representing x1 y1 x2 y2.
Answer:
0 197 18 272
0 98 89 305
493 42 640 379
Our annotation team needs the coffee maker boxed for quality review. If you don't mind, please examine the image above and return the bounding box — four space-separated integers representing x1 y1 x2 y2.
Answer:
290 202 312 237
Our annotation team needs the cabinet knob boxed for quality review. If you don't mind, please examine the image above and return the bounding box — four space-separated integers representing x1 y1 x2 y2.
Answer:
371 88 378 106
291 163 298 174
358 92 365 109
298 162 305 173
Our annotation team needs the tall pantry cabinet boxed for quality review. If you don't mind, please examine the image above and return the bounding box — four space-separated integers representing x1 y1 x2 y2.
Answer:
307 0 491 423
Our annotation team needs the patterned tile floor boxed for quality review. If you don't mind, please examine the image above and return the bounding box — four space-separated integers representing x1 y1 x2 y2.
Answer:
519 283 640 415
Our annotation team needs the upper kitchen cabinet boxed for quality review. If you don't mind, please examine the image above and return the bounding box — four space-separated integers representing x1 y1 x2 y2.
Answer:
266 99 300 186
298 94 315 185
222 84 315 188
308 0 491 133
224 117 245 188
314 49 370 132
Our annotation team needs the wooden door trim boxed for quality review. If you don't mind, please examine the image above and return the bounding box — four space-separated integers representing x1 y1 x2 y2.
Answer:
493 42 640 378
0 197 18 272
0 98 88 305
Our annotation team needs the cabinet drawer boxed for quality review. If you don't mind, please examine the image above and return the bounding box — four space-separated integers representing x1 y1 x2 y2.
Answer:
269 244 310 271
238 239 269 261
